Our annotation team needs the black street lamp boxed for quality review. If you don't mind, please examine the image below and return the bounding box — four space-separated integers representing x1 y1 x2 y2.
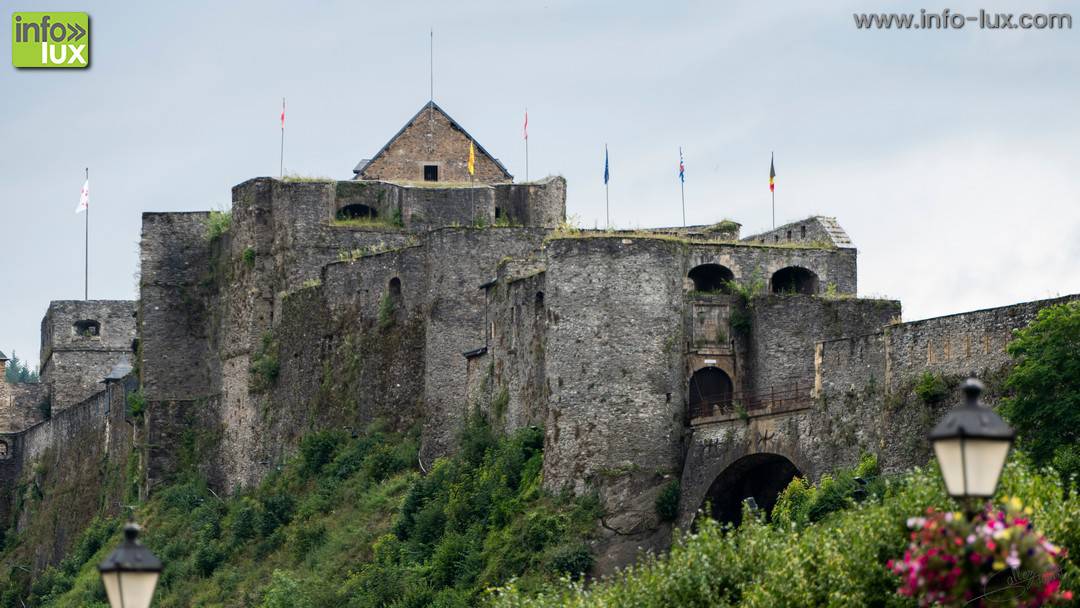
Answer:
98 523 163 608
929 378 1015 508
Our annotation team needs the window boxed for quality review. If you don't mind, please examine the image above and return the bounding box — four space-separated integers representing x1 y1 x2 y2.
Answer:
495 207 502 219
800 225 806 238
73 319 101 338
336 204 377 220
786 230 792 240
423 165 439 181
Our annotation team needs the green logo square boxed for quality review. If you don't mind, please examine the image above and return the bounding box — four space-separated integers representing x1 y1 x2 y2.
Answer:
12 12 89 68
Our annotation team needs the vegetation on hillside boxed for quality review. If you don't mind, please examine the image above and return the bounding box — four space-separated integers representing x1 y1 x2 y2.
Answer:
490 456 1079 607
2 414 598 607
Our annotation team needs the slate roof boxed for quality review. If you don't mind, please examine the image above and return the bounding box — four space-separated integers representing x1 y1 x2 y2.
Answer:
102 357 133 382
355 101 513 180
0 350 8 361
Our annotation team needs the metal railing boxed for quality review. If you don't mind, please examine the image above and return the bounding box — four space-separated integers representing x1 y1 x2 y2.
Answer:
688 380 812 421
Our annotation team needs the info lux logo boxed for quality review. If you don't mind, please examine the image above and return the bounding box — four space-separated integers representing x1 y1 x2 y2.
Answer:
11 12 89 68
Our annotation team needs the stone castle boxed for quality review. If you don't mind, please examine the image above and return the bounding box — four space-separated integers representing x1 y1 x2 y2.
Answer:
1 100 1075 571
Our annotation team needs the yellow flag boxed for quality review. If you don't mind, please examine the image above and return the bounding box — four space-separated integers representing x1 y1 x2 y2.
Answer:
468 140 476 176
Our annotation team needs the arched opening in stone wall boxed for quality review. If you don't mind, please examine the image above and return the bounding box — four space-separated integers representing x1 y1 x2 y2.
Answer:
688 264 735 293
770 266 818 295
0 440 8 459
388 277 402 311
72 319 101 338
700 453 800 527
336 204 378 221
687 367 734 418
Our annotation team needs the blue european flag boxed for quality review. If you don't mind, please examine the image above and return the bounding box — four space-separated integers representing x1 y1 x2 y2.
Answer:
604 146 610 185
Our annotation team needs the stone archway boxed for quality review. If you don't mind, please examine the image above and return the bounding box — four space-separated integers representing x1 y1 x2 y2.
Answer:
770 266 818 295
687 367 734 418
697 452 800 526
688 263 735 293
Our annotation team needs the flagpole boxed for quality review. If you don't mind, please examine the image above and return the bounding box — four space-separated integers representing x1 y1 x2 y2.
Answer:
771 150 775 229
524 108 529 183
280 97 285 178
680 147 686 227
84 167 89 300
604 144 610 230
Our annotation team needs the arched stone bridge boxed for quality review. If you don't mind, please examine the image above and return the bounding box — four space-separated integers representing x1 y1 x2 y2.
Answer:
677 381 828 528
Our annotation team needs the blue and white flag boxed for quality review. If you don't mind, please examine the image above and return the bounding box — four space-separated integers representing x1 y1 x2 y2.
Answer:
603 145 610 185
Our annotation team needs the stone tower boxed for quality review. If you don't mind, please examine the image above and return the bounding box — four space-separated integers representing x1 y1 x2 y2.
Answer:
39 300 136 411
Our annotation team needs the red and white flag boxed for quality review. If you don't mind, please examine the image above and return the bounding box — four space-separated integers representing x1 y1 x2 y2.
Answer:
280 98 286 129
523 109 528 140
76 179 89 213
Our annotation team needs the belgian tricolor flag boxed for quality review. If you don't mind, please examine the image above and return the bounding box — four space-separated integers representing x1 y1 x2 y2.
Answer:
769 153 776 192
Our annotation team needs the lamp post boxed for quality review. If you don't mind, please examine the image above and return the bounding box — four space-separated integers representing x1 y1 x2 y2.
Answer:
928 378 1015 515
98 523 162 608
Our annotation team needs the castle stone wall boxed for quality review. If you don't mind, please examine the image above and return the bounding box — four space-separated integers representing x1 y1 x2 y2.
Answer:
0 383 49 433
401 186 494 233
486 264 548 432
813 294 1080 474
419 228 549 462
0 376 136 570
493 177 567 229
543 237 686 556
140 212 218 401
748 295 900 392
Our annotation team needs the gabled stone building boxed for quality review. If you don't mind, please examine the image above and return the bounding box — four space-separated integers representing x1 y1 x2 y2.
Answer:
353 101 513 184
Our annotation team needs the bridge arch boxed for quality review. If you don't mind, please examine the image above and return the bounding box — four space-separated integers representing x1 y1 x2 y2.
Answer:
770 266 818 294
678 435 816 530
697 452 801 526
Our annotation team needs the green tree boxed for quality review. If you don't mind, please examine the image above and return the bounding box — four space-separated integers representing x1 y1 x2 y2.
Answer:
1002 301 1080 483
4 350 39 384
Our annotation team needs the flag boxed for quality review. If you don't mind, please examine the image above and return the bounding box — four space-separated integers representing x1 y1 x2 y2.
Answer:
679 147 685 183
523 110 528 140
76 179 89 213
769 153 776 192
468 140 476 176
603 146 609 185
280 98 286 129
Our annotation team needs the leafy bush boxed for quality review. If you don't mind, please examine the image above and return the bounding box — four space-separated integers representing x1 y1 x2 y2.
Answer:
1002 301 1080 484
249 331 280 391
242 247 256 269
915 371 949 405
126 390 145 419
655 479 680 522
205 209 232 241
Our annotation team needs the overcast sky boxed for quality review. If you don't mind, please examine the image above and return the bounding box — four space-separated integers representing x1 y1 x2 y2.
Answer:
2 0 1078 368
